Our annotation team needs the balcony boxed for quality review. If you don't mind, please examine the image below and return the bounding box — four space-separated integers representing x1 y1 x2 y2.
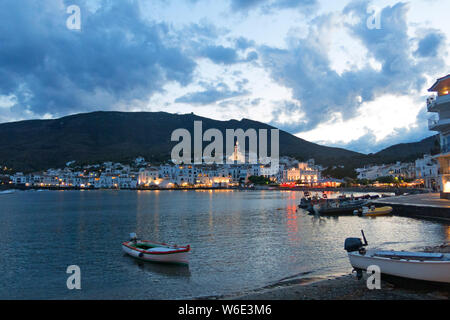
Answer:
428 116 450 131
427 94 450 112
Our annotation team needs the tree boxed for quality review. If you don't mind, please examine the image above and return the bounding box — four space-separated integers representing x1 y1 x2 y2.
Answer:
248 176 271 185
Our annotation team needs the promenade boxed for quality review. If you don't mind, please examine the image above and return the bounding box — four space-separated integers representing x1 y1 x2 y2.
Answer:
373 193 450 221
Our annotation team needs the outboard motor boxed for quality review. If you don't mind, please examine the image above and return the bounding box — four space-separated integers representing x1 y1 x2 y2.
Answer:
344 230 368 254
344 238 364 252
345 231 369 280
130 233 137 243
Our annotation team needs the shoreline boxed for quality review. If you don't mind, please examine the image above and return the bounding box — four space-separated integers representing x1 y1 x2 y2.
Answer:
224 273 450 300
209 244 450 300
1 185 427 194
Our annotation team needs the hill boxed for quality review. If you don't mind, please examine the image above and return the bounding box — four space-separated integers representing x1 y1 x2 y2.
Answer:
370 135 440 164
0 111 439 173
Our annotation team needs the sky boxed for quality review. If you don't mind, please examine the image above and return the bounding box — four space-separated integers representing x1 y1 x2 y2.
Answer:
0 0 448 154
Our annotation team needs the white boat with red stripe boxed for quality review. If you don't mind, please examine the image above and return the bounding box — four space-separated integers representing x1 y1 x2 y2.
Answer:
122 233 190 265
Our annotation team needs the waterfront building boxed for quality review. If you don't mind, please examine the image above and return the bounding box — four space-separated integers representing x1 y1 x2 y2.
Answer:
281 162 320 185
415 154 439 190
356 162 415 181
11 172 27 185
138 167 160 185
427 74 450 198
9 157 322 189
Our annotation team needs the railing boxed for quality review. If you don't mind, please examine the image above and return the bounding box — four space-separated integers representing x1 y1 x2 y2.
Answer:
428 117 439 130
427 95 437 111
427 94 450 111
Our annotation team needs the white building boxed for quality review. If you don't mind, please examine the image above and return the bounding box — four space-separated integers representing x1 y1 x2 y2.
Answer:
11 172 27 185
356 162 415 181
427 74 450 198
281 162 320 184
415 154 439 190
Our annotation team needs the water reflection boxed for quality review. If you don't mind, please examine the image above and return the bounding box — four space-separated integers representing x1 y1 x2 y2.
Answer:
136 190 160 238
286 204 300 244
123 255 191 278
0 190 449 299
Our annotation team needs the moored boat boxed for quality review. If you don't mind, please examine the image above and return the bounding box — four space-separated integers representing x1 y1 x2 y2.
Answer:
354 205 393 217
315 199 367 215
344 231 450 284
122 234 190 265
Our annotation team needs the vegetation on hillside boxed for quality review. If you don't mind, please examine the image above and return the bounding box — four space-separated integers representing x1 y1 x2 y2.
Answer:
248 176 271 185
0 111 440 173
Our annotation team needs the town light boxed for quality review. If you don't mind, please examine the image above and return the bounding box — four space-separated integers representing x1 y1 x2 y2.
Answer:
444 179 450 193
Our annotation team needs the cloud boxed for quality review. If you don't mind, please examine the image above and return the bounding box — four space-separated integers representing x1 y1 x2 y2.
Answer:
175 81 250 105
198 45 258 65
324 124 435 154
0 0 197 119
234 37 256 50
414 31 445 58
259 1 447 134
230 0 318 13
199 45 241 65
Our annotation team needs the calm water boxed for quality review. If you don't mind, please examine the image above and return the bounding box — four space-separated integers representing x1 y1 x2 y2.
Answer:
0 190 449 299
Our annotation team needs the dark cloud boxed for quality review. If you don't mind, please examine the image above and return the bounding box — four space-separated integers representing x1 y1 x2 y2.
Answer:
198 45 258 65
415 31 445 58
0 0 196 119
230 0 318 13
200 45 241 64
260 2 447 133
270 100 306 132
234 37 256 50
175 81 250 105
230 0 266 11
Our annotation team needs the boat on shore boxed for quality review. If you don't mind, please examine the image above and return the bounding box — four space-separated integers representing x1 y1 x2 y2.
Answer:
122 234 190 265
344 231 450 284
354 205 393 217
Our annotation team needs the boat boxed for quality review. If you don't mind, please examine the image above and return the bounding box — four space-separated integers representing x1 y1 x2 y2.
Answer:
354 205 393 217
315 199 367 215
298 197 312 209
0 190 14 195
344 231 450 284
122 233 190 265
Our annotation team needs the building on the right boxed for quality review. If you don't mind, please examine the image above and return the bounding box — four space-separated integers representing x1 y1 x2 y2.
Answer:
427 74 450 198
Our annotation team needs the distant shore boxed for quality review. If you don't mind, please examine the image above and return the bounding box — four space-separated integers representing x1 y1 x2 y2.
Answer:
0 184 428 195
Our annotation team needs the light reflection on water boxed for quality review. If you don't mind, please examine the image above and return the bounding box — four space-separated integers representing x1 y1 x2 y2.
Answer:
0 189 448 299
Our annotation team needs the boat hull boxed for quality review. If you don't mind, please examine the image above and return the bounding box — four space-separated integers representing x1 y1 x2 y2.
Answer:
122 242 190 265
348 251 450 283
316 200 368 216
363 206 393 217
317 205 364 215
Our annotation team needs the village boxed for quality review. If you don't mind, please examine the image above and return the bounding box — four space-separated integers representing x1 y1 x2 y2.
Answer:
3 153 438 191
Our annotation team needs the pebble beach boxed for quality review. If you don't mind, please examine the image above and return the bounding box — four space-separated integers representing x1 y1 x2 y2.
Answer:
218 244 450 300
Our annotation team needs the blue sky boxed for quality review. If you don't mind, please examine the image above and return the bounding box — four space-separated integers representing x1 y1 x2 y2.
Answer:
0 0 448 153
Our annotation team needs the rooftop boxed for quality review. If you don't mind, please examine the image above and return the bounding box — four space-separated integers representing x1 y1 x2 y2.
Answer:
428 74 450 93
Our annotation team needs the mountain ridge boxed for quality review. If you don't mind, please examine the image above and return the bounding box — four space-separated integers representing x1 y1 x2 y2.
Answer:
0 111 439 173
